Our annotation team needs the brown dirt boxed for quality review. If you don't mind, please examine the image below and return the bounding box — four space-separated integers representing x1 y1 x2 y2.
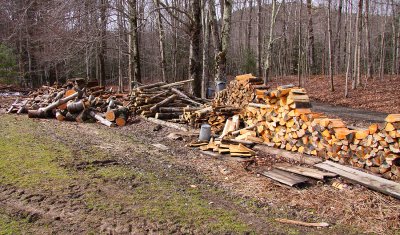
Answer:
269 75 400 114
0 111 399 234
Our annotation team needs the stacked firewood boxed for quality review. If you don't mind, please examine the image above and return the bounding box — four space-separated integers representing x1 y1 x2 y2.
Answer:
7 78 130 127
213 74 268 108
239 85 400 180
129 79 208 122
182 106 242 133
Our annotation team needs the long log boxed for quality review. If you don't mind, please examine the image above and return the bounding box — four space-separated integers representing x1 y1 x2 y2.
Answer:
6 98 20 113
170 88 202 106
89 110 116 127
39 89 81 113
155 112 181 120
136 81 166 91
159 79 194 89
147 117 188 131
231 123 258 136
149 94 177 113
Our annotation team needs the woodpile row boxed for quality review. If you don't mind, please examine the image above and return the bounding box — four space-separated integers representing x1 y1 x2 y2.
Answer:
238 85 400 180
7 78 130 127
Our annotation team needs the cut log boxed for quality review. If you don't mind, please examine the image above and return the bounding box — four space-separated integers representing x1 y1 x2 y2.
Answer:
275 219 329 227
155 112 181 120
147 117 188 131
89 110 116 127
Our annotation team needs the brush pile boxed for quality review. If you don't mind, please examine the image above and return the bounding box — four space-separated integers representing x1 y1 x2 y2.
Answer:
7 78 130 127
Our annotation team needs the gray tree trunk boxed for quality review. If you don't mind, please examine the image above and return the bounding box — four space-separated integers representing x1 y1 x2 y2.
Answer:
154 0 167 83
327 0 334 91
128 0 141 90
306 0 316 74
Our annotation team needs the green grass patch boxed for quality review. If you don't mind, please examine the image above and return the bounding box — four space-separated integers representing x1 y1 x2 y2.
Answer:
0 213 29 235
0 116 72 189
95 165 136 181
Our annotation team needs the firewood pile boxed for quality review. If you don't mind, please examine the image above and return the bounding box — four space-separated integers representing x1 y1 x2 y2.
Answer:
129 79 209 122
237 85 400 180
7 78 131 127
213 74 269 108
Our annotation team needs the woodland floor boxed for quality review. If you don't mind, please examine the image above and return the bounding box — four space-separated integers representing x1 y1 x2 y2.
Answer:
270 75 400 114
0 81 400 234
0 109 399 234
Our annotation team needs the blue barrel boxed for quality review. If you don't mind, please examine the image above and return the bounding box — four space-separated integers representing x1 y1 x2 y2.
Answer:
199 124 211 141
215 81 226 92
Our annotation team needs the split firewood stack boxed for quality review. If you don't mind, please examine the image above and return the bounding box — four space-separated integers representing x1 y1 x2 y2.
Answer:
129 79 209 123
7 78 131 127
213 74 269 108
238 85 400 180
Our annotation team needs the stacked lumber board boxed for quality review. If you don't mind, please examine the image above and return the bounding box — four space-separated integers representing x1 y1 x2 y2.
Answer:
189 138 256 157
213 74 268 108
129 79 208 122
7 79 130 127
239 85 400 180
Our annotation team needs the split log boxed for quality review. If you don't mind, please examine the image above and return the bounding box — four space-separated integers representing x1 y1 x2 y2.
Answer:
89 110 116 127
159 79 194 89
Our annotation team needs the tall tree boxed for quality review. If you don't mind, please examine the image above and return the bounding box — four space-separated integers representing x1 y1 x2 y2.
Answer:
256 0 263 77
306 0 316 74
364 0 373 80
189 0 202 96
98 0 107 87
153 0 167 83
327 0 334 91
263 0 281 84
352 0 363 89
334 0 343 74
128 0 141 89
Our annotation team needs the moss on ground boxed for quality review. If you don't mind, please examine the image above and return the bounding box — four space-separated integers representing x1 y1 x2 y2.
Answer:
0 213 29 235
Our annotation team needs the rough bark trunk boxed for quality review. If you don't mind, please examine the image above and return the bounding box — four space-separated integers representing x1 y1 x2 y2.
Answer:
334 0 343 74
202 0 211 98
365 0 373 80
327 0 334 91
306 0 316 75
263 0 280 84
128 0 141 90
99 0 107 87
256 0 262 77
189 0 202 97
154 0 167 83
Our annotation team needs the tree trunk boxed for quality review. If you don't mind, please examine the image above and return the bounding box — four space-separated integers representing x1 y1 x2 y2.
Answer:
246 0 253 52
202 0 211 98
154 0 167 83
128 0 141 90
306 0 316 75
117 0 123 92
98 0 107 87
263 0 281 84
345 0 353 98
256 0 262 77
334 0 343 74
365 0 373 80
297 0 302 87
189 0 202 97
327 0 334 92
353 0 363 88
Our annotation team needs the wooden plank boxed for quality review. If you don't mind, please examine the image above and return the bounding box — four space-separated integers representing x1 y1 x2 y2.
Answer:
275 163 337 180
315 161 400 199
260 169 309 187
254 145 322 165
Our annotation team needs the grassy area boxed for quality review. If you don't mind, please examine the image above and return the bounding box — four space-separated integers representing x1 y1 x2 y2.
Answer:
0 115 255 233
0 213 28 235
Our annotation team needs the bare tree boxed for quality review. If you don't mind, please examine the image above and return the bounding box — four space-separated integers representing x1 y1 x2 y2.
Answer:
256 0 263 77
128 0 141 89
153 0 167 83
327 0 334 91
306 0 316 74
263 0 281 84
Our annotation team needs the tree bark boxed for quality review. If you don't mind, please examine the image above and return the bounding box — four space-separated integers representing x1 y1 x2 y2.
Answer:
334 0 343 74
353 0 363 89
154 0 167 83
327 0 334 91
256 0 263 77
263 0 281 84
365 0 373 80
128 0 141 90
189 0 202 97
202 0 211 98
98 0 107 87
306 0 316 75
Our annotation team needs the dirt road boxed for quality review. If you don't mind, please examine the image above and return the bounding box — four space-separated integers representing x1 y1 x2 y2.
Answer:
0 114 399 234
312 102 388 125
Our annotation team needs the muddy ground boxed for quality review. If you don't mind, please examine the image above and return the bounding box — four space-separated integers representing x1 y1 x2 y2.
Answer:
1 93 400 234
